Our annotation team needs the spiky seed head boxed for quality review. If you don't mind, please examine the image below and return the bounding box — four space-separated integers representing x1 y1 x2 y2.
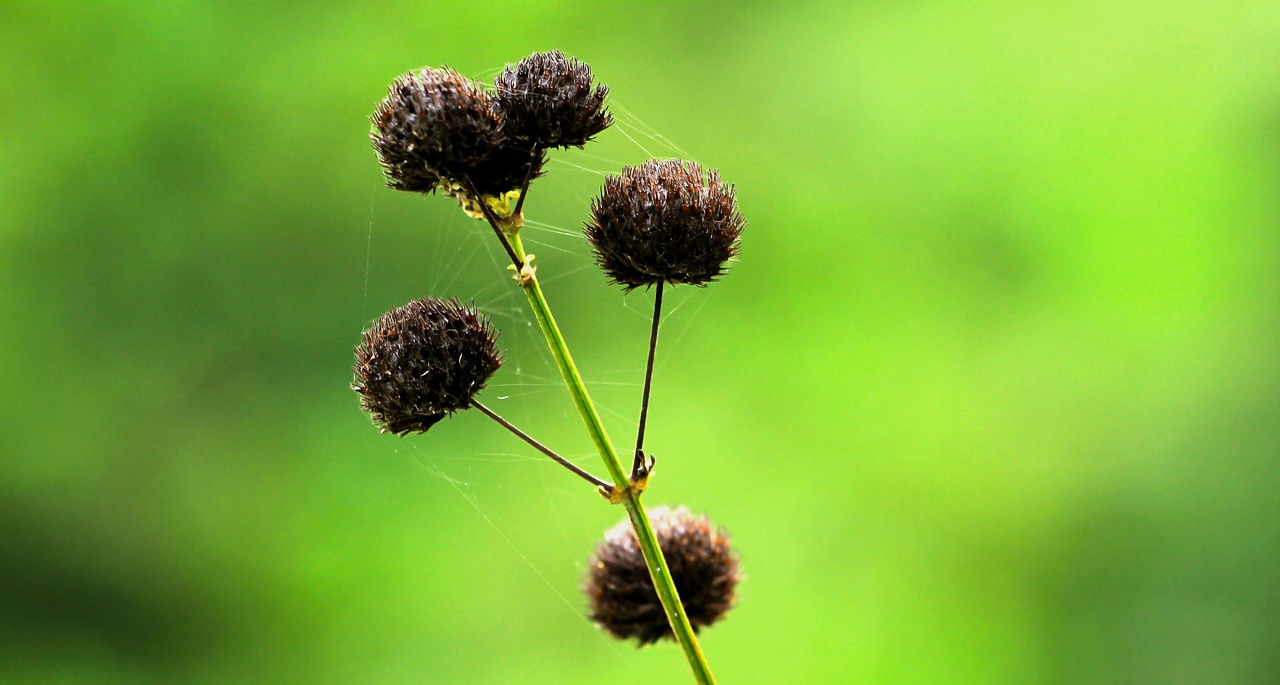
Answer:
585 160 745 291
353 297 502 435
493 50 613 149
586 506 740 645
370 68 501 194
466 139 547 199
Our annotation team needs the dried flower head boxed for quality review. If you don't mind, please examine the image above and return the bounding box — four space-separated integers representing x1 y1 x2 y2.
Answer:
370 67 500 194
466 140 546 199
493 50 613 149
586 506 739 645
585 160 745 291
353 297 502 435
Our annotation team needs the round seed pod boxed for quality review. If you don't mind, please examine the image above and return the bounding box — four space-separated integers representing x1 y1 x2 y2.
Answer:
370 68 500 193
585 160 745 291
586 506 740 645
493 50 613 149
353 297 502 435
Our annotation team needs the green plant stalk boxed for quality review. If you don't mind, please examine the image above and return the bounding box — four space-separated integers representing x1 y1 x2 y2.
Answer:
507 231 716 685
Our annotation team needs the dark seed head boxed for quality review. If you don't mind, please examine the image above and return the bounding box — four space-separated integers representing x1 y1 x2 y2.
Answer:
466 139 546 199
585 160 745 291
493 50 613 149
586 506 740 645
353 297 503 435
370 68 501 194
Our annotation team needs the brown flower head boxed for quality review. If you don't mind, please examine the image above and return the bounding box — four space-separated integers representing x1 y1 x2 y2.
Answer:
370 68 501 194
493 50 613 149
586 506 740 645
466 139 547 199
353 297 502 435
584 160 745 291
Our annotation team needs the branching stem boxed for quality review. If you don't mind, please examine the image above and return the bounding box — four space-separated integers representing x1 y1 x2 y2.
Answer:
499 228 716 685
471 399 611 490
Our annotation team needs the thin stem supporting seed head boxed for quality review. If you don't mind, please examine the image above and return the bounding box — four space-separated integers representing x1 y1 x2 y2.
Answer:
511 143 542 217
464 177 524 269
470 399 612 491
631 281 664 481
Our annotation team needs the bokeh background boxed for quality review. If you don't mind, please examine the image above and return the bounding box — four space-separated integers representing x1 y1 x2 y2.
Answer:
3 1 1278 683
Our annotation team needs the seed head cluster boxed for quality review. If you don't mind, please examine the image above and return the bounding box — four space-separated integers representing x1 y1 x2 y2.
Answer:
371 53 612 202
493 50 613 149
585 160 745 291
586 506 740 645
353 297 502 435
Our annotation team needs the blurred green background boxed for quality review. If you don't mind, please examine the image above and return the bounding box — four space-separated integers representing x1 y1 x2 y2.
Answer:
3 1 1278 683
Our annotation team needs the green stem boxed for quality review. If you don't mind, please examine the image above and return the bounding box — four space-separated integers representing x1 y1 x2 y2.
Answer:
621 495 715 683
507 231 717 685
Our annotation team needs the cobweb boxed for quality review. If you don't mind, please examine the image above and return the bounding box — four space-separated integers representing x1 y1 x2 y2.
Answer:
356 97 717 672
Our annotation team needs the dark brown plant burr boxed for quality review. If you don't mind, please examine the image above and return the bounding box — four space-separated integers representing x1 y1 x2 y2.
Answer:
493 50 613 149
370 67 501 194
467 140 547 199
585 159 745 291
353 297 502 435
586 506 740 645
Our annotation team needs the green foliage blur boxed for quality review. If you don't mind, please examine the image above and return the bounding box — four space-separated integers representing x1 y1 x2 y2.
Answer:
3 1 1278 683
